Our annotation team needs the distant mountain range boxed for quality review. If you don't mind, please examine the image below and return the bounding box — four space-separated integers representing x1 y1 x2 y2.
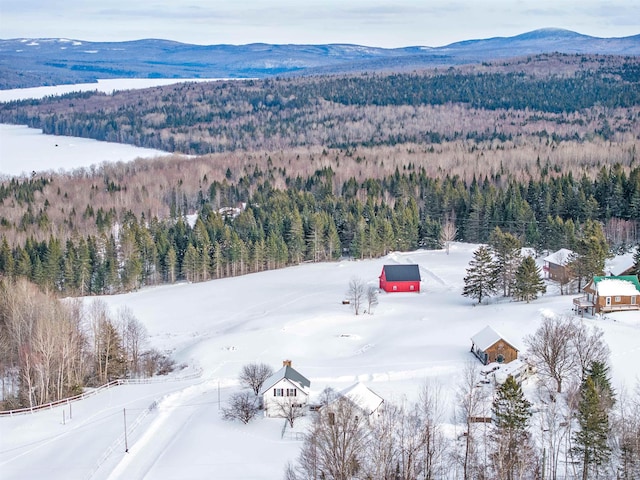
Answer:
1 28 639 89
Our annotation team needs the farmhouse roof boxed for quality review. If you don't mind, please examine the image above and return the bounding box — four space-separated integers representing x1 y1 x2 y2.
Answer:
592 276 640 296
605 253 636 276
260 365 311 394
471 325 517 352
381 264 421 281
543 248 574 266
338 382 384 415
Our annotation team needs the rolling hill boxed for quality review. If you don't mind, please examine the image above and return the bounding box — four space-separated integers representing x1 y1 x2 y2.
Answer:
1 28 639 88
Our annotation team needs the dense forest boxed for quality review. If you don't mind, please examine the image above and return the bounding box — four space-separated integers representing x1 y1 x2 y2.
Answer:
0 161 639 296
1 54 640 297
1 54 639 155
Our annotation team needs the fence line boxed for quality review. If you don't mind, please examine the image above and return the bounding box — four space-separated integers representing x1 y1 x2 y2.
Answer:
0 369 202 417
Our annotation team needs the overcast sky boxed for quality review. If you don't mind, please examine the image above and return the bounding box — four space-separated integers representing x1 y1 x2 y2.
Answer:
0 0 638 48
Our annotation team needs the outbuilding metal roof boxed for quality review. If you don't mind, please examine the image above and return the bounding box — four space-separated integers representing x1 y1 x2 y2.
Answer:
381 264 421 281
592 276 640 296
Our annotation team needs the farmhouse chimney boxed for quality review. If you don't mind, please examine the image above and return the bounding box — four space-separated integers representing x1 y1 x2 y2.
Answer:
283 359 292 367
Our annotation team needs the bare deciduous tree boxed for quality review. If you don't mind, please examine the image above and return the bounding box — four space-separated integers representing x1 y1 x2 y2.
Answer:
571 321 610 379
347 277 366 315
119 306 148 378
275 397 306 428
455 361 488 480
525 314 578 395
290 395 369 480
418 381 448 480
613 385 640 480
440 214 458 255
222 391 260 424
239 362 274 396
366 286 378 315
361 402 399 479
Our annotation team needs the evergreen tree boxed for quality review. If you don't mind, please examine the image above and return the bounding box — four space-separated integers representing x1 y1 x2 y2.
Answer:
165 245 177 283
325 218 342 260
632 244 640 276
572 220 609 291
490 375 533 480
95 317 126 383
489 227 522 297
513 256 546 302
182 243 200 282
462 246 499 304
284 210 305 264
0 236 15 277
585 361 615 411
574 376 612 480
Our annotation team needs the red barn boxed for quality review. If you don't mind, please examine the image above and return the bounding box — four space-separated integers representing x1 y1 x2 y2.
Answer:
379 265 421 293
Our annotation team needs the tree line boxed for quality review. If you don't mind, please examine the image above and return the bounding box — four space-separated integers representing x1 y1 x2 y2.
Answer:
0 277 174 410
1 164 639 296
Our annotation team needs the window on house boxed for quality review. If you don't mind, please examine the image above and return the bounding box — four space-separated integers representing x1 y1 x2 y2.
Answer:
274 388 284 397
286 388 297 397
393 285 397 291
410 285 414 290
328 412 335 425
496 354 505 363
615 296 621 302
606 297 611 306
632 296 637 305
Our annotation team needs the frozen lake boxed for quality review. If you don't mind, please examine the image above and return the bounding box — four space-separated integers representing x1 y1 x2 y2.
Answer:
0 78 220 177
0 124 171 177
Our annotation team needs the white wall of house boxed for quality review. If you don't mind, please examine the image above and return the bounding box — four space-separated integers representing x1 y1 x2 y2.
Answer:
262 378 309 417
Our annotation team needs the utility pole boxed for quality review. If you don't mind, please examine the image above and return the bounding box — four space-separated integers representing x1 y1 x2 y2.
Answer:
123 408 129 453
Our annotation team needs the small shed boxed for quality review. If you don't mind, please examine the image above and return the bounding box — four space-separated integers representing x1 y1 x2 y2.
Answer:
543 248 574 282
471 325 518 365
379 264 421 293
260 360 311 417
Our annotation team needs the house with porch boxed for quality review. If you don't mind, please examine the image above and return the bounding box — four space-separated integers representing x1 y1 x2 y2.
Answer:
573 275 640 315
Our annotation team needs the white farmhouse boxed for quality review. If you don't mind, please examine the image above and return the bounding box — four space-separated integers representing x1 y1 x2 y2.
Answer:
260 360 310 417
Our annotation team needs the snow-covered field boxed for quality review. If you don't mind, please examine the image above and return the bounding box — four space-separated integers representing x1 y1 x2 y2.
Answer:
1 80 639 479
0 78 221 177
2 245 639 480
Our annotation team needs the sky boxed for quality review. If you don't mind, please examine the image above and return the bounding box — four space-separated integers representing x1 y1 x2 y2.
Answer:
0 0 638 48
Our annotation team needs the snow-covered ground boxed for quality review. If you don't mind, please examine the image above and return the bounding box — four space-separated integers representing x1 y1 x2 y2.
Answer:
2 244 639 480
1 80 639 479
0 78 222 177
